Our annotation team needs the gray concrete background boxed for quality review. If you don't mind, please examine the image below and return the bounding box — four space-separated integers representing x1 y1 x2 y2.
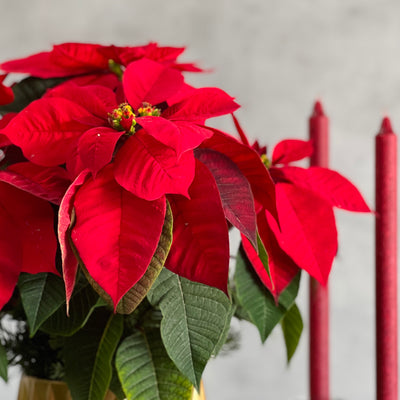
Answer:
1 0 399 398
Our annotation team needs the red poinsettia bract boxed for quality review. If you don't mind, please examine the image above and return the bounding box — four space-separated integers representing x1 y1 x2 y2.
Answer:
0 42 201 79
0 74 14 106
0 164 64 309
235 120 371 300
1 58 238 201
0 53 257 310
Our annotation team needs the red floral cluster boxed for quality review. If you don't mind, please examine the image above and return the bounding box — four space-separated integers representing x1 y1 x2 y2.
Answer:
233 116 371 299
0 42 369 313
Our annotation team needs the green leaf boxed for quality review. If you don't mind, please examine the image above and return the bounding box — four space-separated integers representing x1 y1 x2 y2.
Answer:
109 366 126 400
40 282 101 336
0 343 7 382
256 233 272 282
213 305 236 357
64 309 123 400
19 273 66 336
278 272 301 309
116 328 193 400
147 268 232 390
281 303 303 362
0 77 65 114
234 247 301 343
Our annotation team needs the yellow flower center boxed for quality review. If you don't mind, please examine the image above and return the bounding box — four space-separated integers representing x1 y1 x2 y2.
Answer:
108 103 137 134
137 102 161 117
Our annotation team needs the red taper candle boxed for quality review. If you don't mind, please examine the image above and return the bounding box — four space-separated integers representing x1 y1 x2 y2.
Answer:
309 100 330 400
375 117 398 400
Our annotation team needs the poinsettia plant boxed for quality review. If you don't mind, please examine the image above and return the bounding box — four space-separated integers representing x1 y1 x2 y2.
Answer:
0 42 370 400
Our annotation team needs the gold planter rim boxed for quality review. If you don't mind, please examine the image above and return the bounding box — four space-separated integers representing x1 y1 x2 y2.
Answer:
18 375 205 400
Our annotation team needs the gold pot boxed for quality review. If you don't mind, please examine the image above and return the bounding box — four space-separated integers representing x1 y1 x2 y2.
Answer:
191 381 206 400
18 375 206 400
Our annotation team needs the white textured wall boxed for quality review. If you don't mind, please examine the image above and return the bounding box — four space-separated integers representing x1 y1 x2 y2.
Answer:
1 1 400 398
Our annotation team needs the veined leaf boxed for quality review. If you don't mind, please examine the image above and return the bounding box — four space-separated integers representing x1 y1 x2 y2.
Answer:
1 97 93 166
278 272 301 309
19 273 66 336
194 147 257 249
0 343 7 382
147 268 232 389
257 233 271 284
234 247 301 343
272 166 371 212
70 165 166 309
82 201 173 314
166 160 230 294
116 328 193 400
64 309 123 400
0 77 65 114
123 58 184 110
114 131 195 201
271 139 313 165
281 303 303 362
40 280 100 336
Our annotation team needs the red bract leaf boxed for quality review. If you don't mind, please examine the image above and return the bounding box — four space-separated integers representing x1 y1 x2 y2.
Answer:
66 146 87 181
201 129 278 219
136 45 185 63
138 117 213 157
0 74 14 105
69 73 121 92
1 43 108 78
1 52 67 78
231 113 250 146
1 98 93 166
166 83 197 106
241 219 300 300
0 182 58 275
70 165 166 308
50 43 109 72
166 160 230 294
0 162 70 204
118 43 184 65
195 148 257 249
78 127 125 176
174 123 214 154
268 183 338 284
136 116 181 154
45 83 116 120
114 130 195 201
58 170 92 309
173 62 203 73
271 166 371 212
0 113 17 130
163 87 239 123
0 204 21 310
0 134 11 147
271 139 313 165
123 59 184 110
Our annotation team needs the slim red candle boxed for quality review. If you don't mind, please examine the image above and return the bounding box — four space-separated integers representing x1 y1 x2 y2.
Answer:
375 117 398 400
309 100 330 400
